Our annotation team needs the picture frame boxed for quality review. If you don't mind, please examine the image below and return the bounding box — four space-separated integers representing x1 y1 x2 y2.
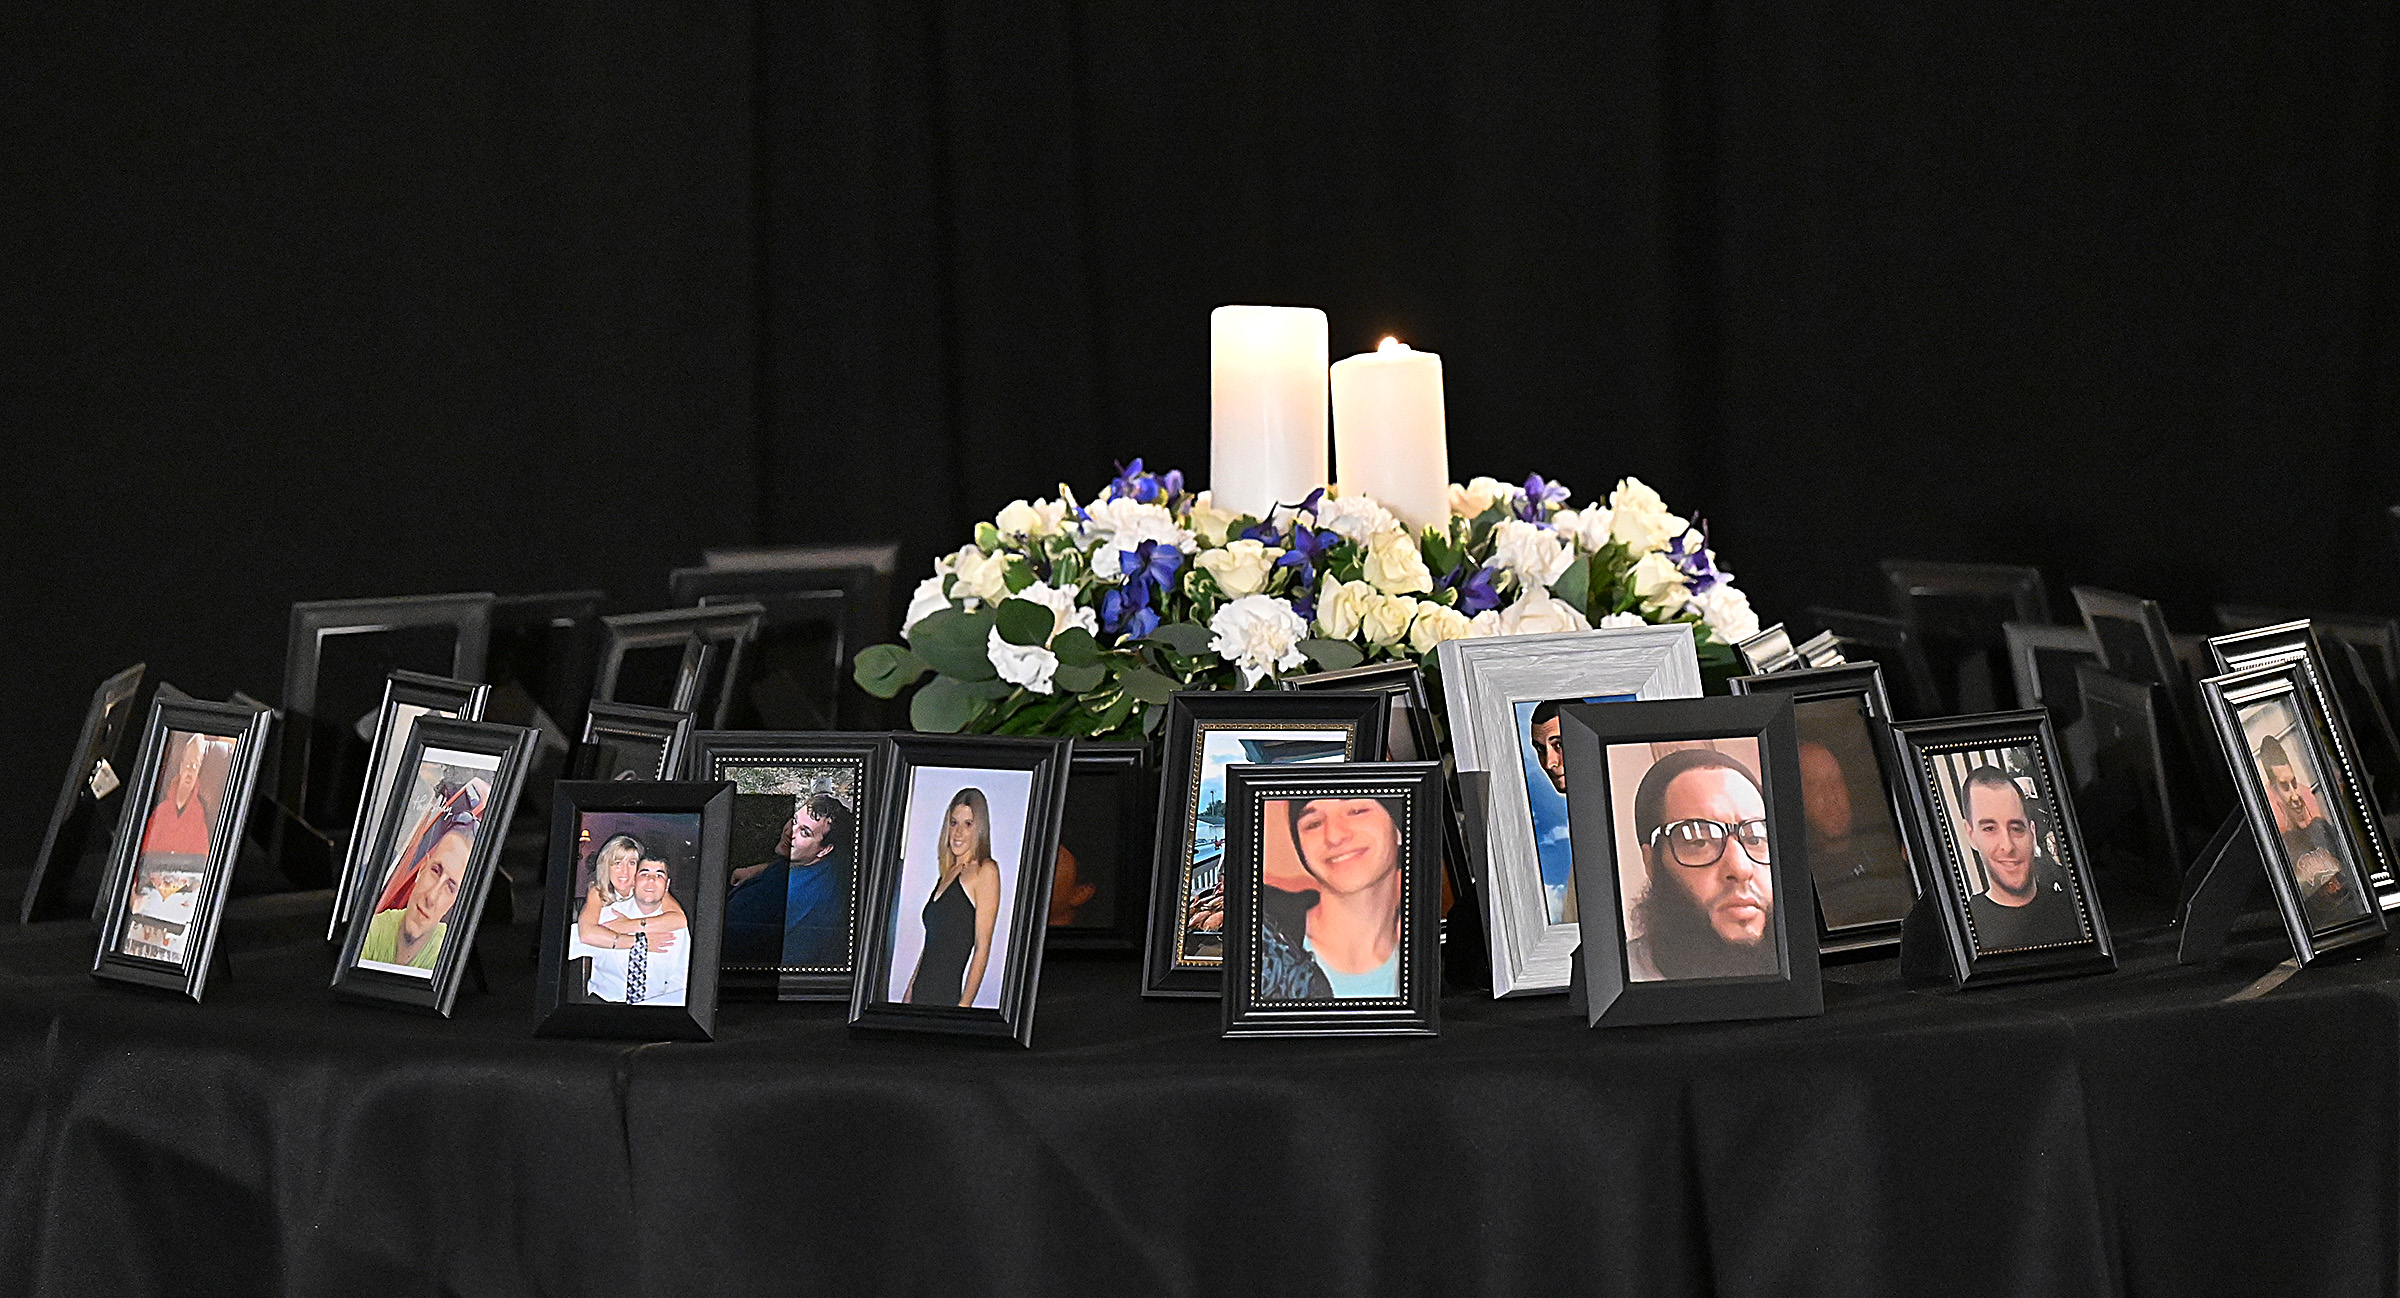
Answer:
486 589 604 741
2199 661 2390 963
1434 624 1702 997
849 734 1071 1046
1801 606 1943 719
330 717 537 1017
91 697 274 1000
327 671 492 940
1142 690 1389 998
533 780 733 1041
21 662 146 923
2002 621 2099 715
1880 559 2050 716
671 562 863 730
276 592 496 887
2218 605 2400 705
2073 660 2204 895
1729 662 1919 956
594 604 765 730
1556 695 1822 1026
571 700 694 782
2210 620 2400 909
1220 762 1443 1038
1046 742 1154 954
1734 623 1802 675
1888 710 2116 987
685 730 890 1000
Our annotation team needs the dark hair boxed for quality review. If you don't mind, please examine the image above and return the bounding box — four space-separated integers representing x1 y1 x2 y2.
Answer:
1530 698 1564 729
1285 796 1399 876
1955 766 2027 820
797 791 854 858
1631 749 1762 850
2258 734 2292 771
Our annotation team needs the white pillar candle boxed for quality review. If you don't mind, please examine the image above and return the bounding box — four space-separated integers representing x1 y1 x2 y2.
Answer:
1210 305 1329 519
1330 336 1450 532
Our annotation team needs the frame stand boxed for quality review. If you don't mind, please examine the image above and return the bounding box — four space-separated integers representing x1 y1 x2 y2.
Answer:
464 946 489 997
2175 812 2266 966
1897 895 1956 988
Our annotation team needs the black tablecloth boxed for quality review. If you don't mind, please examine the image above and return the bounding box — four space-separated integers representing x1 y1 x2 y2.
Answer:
0 892 2390 1297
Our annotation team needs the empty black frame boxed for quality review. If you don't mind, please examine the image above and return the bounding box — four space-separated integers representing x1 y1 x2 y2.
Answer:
1888 710 2116 988
1220 762 1443 1038
328 671 492 940
92 697 274 1000
2200 661 2389 963
2073 661 2203 894
330 716 536 1017
1556 695 1823 1028
22 662 146 924
848 733 1070 1046
595 604 764 730
1881 560 2051 716
1047 742 1154 954
2003 621 2100 716
673 561 863 730
1142 690 1389 999
487 589 605 740
1729 662 1919 956
686 730 890 1000
534 780 733 1041
572 700 695 782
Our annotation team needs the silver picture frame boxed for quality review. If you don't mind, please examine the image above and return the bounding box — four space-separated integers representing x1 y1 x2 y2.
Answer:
1436 624 1704 996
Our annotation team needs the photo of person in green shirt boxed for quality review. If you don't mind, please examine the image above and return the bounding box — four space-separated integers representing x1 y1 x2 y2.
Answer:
355 766 491 978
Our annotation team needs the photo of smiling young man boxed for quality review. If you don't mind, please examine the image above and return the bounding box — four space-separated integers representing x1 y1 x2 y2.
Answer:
1943 754 2086 953
1608 739 1780 983
1254 795 1408 1000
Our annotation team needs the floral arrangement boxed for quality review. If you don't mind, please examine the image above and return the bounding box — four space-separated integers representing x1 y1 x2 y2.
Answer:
854 460 1762 739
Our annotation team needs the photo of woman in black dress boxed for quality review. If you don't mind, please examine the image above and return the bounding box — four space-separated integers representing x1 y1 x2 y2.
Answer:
903 787 1001 1007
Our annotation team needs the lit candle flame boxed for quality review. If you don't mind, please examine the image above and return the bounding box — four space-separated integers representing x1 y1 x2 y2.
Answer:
1378 336 1407 354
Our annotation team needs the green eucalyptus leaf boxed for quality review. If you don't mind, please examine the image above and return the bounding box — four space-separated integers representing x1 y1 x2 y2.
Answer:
1003 559 1036 594
1051 626 1101 666
1298 638 1366 672
908 608 998 681
1550 554 1592 612
1122 668 1179 706
852 643 931 699
911 674 998 733
1143 621 1214 658
1053 661 1107 694
994 597 1055 647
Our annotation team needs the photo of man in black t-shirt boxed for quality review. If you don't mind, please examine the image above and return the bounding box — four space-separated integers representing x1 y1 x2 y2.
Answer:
1955 765 2085 952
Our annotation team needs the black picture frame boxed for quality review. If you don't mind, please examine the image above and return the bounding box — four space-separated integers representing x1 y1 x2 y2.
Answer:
2073 660 2205 895
1729 663 1920 957
91 698 274 1000
1556 695 1822 1027
1220 761 1443 1038
2218 605 2400 706
2210 620 2400 910
21 662 146 923
571 701 695 782
1888 710 2116 987
595 604 764 730
276 592 496 887
1801 606 1944 720
2199 661 2390 963
1881 559 2051 716
685 730 890 1000
328 671 492 940
1142 690 1389 998
486 589 605 741
848 734 1070 1046
672 561 865 730
533 780 732 1041
2002 621 2099 715
1046 742 1154 954
330 717 536 1017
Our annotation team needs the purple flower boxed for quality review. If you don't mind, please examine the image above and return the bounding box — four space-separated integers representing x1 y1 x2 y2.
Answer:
1440 562 1504 616
1109 458 1162 504
1160 469 1185 500
1516 473 1570 523
1666 521 1722 594
1275 523 1338 589
1120 539 1184 592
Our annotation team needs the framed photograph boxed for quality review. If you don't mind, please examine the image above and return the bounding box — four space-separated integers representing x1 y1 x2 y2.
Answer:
276 592 495 887
1555 696 1822 1026
1434 624 1703 997
1142 691 1389 998
533 781 732 1040
1047 742 1154 954
22 662 146 923
91 698 274 999
1219 762 1443 1037
571 701 694 782
849 735 1071 1045
595 604 765 730
2200 662 2389 962
1729 663 1918 955
1888 710 2115 987
2213 619 2400 905
686 731 887 1000
328 671 491 940
330 717 537 1016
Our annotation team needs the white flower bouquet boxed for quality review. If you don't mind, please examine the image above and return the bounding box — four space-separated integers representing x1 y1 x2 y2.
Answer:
854 461 1762 738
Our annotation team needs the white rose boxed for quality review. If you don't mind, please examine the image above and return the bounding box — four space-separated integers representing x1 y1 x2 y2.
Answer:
1447 475 1521 519
900 574 951 640
1082 497 1195 571
1490 519 1574 593
1629 550 1690 612
1608 477 1688 556
1361 594 1420 647
1361 530 1434 595
1691 583 1761 643
1550 506 1616 553
986 631 1060 694
994 498 1069 539
1597 611 1648 629
1408 603 1480 655
1315 577 1379 642
1195 539 1281 598
1313 492 1400 544
1187 492 1241 549
951 546 1012 607
1209 594 1311 687
1468 609 1504 637
1496 594 1593 637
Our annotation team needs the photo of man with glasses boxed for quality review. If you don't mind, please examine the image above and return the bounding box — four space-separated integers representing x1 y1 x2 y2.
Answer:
1617 744 1780 982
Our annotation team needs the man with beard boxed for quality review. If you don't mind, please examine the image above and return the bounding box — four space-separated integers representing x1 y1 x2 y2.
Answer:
1624 749 1780 982
2257 734 2368 932
1958 766 2084 951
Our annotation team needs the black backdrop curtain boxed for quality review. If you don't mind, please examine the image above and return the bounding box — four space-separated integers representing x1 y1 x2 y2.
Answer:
6 2 2399 862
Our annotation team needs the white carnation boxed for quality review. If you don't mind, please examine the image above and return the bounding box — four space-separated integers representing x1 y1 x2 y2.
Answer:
1496 594 1593 637
1312 492 1401 544
1597 611 1648 629
1209 594 1310 687
1490 519 1575 593
1082 497 1194 572
981 582 1098 696
1608 477 1688 556
900 574 951 640
1550 506 1616 553
1691 583 1761 643
1468 609 1504 637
